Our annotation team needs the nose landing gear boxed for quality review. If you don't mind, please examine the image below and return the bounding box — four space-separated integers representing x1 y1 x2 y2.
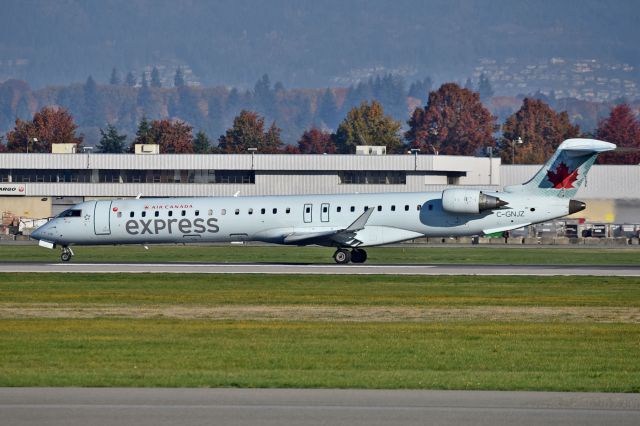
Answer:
333 248 367 264
60 246 74 262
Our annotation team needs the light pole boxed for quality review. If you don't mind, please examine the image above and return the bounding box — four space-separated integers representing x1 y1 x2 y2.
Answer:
511 136 523 164
248 147 257 170
410 148 420 171
28 137 38 153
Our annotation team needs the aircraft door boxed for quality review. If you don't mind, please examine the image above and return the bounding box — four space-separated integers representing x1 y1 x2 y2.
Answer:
303 203 313 223
321 203 330 222
94 201 112 235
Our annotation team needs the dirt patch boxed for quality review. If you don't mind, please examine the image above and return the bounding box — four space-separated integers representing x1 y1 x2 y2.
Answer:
1 304 639 323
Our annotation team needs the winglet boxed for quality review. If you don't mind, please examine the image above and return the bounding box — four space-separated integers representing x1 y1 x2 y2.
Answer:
346 207 374 232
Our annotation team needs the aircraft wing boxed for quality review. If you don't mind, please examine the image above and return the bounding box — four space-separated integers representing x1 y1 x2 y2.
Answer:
283 208 375 245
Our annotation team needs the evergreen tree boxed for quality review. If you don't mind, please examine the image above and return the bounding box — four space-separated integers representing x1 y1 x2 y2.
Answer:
478 73 494 102
207 96 225 139
150 67 162 88
334 100 403 154
253 73 276 117
192 131 211 153
408 77 433 100
174 66 185 87
97 123 127 153
125 71 137 87
109 67 120 85
83 75 100 126
141 72 148 88
317 88 339 129
133 116 154 147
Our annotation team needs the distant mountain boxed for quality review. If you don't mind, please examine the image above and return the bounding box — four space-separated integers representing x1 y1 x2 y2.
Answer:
0 0 639 88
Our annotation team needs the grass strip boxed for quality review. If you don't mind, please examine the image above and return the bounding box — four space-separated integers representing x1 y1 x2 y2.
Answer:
1 319 639 391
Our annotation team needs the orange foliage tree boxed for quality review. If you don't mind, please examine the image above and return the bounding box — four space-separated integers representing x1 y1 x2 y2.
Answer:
297 127 336 154
406 83 496 156
6 106 83 152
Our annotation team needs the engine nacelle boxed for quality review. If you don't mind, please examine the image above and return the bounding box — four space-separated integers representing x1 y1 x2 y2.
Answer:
441 188 508 214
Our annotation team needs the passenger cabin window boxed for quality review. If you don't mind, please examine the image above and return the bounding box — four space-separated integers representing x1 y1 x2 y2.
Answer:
58 209 82 218
142 211 146 217
377 206 382 212
168 211 173 217
155 211 160 217
273 208 277 214
350 206 355 212
235 209 240 215
364 206 369 211
195 210 200 216
404 205 409 211
248 208 253 215
129 212 135 218
323 206 328 213
261 208 266 214
286 208 291 214
337 206 341 213
391 205 396 211
305 206 311 213
181 210 186 217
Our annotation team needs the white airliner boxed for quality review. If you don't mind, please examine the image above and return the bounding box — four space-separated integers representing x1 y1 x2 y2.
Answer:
31 139 615 263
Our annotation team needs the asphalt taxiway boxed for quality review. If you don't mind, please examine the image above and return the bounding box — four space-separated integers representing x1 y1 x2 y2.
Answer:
1 388 639 426
1 262 640 275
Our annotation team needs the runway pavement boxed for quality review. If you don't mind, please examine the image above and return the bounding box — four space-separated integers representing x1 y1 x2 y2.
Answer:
1 261 640 275
1 388 639 426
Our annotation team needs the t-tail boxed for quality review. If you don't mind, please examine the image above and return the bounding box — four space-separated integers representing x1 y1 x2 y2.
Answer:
505 138 616 201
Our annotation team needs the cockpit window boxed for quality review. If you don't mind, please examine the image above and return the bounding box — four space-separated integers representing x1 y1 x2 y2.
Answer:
57 209 82 218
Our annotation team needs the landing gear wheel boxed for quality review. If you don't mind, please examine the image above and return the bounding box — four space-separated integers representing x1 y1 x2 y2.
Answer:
60 247 73 262
333 249 351 264
350 248 368 264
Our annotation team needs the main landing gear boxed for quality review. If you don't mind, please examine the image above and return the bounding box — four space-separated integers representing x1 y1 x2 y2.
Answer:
60 246 74 262
333 248 367 264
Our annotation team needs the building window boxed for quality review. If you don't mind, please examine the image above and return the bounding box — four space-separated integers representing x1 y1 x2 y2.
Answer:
339 171 406 185
215 170 255 184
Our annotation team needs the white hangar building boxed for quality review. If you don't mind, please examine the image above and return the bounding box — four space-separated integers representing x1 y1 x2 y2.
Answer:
0 149 638 223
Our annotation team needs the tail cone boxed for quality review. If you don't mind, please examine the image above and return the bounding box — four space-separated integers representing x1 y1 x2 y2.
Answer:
569 199 586 215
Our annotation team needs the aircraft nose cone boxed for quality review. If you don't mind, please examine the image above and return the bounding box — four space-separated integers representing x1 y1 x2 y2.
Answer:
30 227 42 240
569 199 586 215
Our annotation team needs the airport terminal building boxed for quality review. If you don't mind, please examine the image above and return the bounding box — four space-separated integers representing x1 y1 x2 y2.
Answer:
1 149 638 225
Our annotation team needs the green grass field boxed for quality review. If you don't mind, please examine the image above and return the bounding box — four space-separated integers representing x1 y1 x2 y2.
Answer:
2 273 639 391
2 244 640 264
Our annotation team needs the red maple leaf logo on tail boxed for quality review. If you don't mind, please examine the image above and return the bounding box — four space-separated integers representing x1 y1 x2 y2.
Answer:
546 162 579 189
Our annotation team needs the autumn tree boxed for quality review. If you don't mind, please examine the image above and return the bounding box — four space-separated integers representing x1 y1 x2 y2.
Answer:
297 127 336 153
501 98 580 164
96 124 127 153
595 104 640 164
0 135 6 153
406 83 496 155
218 110 283 153
192 131 211 154
334 100 403 154
6 106 83 152
150 119 193 153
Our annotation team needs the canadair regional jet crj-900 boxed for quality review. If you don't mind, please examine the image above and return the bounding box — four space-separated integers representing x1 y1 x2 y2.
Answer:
31 138 615 263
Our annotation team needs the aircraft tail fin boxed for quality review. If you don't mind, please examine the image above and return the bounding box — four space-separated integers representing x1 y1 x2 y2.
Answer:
505 138 615 198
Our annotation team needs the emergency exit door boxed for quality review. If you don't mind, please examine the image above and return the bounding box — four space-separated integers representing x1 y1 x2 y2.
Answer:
303 204 312 223
321 203 330 222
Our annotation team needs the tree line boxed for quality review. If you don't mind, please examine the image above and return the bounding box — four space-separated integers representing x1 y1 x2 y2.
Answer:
1 82 639 164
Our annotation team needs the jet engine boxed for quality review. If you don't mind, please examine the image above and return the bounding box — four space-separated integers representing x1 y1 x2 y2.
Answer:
441 188 508 214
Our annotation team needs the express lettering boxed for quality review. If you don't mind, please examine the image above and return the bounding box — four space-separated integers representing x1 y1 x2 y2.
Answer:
496 210 525 218
125 217 219 235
